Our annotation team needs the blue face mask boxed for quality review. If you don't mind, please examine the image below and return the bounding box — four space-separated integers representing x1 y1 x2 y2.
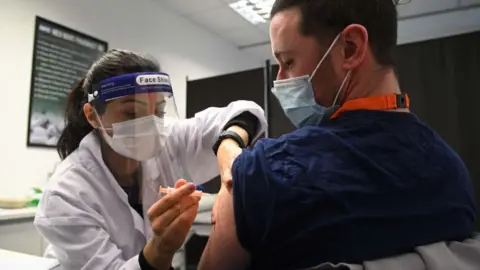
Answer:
271 34 350 128
272 75 326 127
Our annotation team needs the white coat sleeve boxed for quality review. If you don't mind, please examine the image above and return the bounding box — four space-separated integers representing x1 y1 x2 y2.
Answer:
176 100 267 185
34 192 142 270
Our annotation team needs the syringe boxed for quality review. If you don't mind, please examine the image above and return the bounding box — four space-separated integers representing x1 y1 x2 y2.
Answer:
159 186 213 197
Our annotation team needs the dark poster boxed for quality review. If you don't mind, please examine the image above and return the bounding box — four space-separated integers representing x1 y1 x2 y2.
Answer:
27 16 108 147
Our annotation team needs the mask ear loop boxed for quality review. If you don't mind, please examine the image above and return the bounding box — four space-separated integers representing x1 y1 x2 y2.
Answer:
309 33 342 83
332 70 352 106
91 108 112 133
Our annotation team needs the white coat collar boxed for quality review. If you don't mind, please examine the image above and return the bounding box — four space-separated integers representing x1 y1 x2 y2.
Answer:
79 132 146 236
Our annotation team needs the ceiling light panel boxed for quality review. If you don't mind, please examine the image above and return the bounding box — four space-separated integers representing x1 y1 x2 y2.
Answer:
229 0 274 25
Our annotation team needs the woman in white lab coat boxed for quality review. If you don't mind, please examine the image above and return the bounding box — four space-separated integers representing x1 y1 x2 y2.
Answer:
34 49 266 270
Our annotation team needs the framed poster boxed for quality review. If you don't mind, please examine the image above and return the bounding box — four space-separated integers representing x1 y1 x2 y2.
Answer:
27 16 108 148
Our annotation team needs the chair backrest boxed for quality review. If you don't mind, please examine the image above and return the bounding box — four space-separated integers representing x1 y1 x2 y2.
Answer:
298 234 480 270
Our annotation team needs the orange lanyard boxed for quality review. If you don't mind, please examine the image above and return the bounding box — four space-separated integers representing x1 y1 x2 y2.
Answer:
330 93 410 120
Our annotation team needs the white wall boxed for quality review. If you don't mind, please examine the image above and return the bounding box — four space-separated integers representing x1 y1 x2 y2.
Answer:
0 0 263 196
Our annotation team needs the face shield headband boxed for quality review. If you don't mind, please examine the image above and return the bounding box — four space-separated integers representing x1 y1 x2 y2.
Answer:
88 72 176 114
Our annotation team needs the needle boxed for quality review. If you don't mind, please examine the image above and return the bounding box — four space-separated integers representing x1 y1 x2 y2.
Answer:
159 186 213 196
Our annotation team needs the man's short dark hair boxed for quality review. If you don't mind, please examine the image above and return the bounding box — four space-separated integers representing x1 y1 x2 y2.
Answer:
270 0 398 66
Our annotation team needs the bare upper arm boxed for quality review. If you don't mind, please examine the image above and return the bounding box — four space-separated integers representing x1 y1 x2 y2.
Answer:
198 185 250 270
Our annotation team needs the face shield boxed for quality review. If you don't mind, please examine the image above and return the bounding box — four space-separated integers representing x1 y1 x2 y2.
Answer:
88 72 179 162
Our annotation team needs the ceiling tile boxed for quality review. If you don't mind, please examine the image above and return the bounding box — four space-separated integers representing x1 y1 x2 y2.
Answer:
221 26 269 46
188 6 254 32
397 0 458 18
220 0 238 3
159 0 224 15
255 22 270 35
460 0 480 7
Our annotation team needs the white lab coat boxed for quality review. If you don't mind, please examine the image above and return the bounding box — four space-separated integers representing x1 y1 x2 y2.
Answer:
34 101 267 270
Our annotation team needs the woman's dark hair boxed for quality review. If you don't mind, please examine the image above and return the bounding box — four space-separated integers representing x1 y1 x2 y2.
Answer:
57 49 160 160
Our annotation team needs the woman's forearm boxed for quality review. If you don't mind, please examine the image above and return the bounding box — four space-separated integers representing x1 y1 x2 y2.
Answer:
142 239 175 270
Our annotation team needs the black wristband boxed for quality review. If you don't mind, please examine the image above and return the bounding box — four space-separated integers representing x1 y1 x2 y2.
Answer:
212 130 246 156
138 247 174 270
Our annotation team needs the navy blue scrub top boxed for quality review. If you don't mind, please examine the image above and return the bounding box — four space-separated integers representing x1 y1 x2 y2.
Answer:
232 110 476 270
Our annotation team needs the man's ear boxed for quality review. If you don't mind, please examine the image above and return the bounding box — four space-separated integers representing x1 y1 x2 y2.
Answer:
83 103 99 128
341 24 368 70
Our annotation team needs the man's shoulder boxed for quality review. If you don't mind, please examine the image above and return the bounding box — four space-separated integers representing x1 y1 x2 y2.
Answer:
255 126 334 150
236 126 337 180
249 126 338 160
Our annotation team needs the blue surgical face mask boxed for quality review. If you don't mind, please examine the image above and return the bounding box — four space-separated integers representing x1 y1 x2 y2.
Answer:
272 34 351 128
272 75 326 127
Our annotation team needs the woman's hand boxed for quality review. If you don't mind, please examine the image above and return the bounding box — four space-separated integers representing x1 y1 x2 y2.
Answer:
144 179 200 269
